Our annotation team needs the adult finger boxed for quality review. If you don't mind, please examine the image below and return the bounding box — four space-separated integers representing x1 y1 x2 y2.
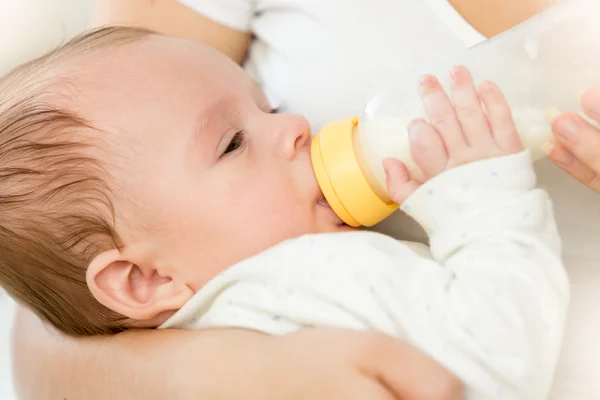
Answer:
552 113 600 186
418 74 468 155
358 333 464 400
545 142 600 193
581 87 600 123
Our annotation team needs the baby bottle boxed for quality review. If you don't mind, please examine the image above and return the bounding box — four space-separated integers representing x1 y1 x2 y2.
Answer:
311 0 600 228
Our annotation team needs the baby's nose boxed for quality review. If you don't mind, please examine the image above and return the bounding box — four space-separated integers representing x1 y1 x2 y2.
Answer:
279 115 311 160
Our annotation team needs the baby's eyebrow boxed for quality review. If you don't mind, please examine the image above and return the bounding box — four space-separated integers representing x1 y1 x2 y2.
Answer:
193 96 237 137
187 96 238 161
195 99 225 134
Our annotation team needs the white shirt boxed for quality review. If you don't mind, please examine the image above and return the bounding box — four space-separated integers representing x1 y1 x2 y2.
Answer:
162 151 569 400
181 0 484 131
179 2 600 397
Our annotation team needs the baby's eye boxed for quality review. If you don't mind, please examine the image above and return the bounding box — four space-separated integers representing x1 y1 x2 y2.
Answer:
223 131 245 155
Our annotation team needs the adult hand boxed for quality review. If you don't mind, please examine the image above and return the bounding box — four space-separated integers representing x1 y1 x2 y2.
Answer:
547 88 600 193
267 328 464 400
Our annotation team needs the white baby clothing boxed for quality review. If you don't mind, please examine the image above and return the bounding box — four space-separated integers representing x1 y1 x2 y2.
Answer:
161 151 568 400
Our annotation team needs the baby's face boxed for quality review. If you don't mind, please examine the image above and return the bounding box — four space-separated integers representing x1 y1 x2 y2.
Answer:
76 35 352 291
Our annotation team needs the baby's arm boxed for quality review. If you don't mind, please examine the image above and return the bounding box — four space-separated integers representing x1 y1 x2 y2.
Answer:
380 67 568 399
393 151 567 400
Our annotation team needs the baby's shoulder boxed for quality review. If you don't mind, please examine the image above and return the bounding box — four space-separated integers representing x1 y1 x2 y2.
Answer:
244 230 425 271
278 230 395 254
212 231 432 305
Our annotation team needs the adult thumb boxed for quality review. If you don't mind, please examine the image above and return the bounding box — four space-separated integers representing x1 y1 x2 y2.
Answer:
360 333 465 400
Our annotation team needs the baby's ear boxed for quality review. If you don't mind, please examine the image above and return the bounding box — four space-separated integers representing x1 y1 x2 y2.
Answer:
86 249 193 321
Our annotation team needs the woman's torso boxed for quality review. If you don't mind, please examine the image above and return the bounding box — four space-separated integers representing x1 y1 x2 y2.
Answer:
246 0 484 130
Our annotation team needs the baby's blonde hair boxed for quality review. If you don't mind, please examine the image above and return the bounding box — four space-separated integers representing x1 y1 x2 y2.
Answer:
0 26 152 335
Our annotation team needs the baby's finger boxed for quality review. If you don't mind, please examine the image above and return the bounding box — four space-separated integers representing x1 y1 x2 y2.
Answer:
383 158 420 204
545 142 600 193
408 119 448 178
450 66 494 149
552 113 600 185
418 74 468 155
479 81 523 154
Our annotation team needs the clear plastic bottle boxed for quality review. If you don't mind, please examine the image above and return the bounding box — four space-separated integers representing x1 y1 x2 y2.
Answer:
311 0 600 228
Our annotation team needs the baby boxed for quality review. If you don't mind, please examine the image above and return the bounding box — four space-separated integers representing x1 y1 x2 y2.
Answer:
0 27 568 399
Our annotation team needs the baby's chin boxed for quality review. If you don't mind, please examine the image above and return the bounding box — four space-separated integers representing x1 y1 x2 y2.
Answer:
316 198 358 232
334 222 358 232
318 219 358 233
335 218 358 232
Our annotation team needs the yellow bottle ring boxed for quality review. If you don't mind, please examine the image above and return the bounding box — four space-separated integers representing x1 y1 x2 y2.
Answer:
311 117 398 227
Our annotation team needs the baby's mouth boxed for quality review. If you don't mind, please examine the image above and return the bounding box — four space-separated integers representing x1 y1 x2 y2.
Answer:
317 197 331 209
317 196 348 227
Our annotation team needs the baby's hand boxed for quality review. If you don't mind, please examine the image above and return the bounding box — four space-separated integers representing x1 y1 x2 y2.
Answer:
384 65 524 204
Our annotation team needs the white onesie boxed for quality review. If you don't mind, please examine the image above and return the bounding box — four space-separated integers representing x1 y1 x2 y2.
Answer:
161 151 568 400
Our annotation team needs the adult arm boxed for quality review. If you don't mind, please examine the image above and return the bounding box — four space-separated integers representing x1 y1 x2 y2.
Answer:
92 0 251 64
449 0 557 38
11 306 463 400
